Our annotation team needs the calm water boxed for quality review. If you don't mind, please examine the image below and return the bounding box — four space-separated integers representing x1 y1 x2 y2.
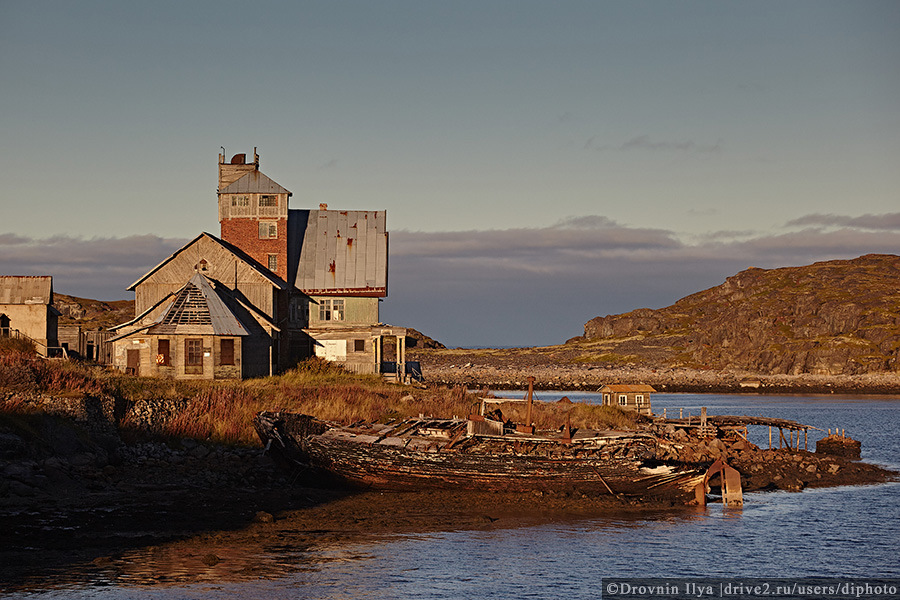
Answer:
5 394 900 599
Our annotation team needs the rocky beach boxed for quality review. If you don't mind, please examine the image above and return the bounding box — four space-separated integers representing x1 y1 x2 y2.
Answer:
410 349 900 394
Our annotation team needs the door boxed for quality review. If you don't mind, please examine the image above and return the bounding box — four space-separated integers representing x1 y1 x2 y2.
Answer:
126 349 140 376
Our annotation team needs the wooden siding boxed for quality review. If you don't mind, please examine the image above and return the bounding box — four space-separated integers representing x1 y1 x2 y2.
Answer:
134 235 278 318
307 296 379 327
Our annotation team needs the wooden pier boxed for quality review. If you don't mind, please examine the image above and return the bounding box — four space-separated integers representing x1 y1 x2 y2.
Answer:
658 408 824 451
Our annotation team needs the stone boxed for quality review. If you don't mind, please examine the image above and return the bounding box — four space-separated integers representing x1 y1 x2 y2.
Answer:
253 511 275 523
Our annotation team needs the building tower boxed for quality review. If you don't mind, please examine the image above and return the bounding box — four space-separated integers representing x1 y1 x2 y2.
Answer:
217 149 291 280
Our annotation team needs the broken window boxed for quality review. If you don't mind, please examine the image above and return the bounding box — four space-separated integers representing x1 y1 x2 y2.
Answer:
157 339 171 366
259 222 277 239
185 339 203 374
289 297 307 324
318 298 344 321
220 338 235 366
259 195 278 207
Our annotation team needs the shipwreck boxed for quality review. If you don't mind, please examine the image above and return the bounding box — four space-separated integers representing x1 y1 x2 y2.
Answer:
252 380 747 505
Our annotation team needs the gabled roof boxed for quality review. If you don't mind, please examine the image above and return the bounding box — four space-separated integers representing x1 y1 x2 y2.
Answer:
128 232 287 291
0 276 53 305
600 385 656 393
218 171 292 196
148 273 248 336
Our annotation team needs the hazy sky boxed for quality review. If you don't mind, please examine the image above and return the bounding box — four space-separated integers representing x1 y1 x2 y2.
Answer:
2 1 899 347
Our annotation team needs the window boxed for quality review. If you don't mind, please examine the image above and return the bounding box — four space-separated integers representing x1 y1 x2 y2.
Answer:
185 338 203 374
603 394 611 406
318 298 344 321
157 339 171 366
220 338 235 366
259 221 277 239
231 195 250 207
618 394 628 406
354 339 366 352
259 195 278 207
289 297 307 324
267 254 278 272
635 394 644 406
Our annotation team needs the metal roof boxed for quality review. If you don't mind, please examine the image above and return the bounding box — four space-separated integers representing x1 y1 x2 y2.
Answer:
218 171 291 196
0 276 53 305
149 273 248 336
289 209 388 296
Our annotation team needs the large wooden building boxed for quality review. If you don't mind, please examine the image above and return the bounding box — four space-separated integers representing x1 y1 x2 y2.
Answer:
110 150 408 380
0 276 60 356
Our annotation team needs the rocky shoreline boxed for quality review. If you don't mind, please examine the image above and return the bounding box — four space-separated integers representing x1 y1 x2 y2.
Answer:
411 355 900 394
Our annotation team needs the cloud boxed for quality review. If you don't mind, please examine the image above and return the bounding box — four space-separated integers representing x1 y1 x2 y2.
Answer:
619 135 723 154
785 213 900 231
3 223 898 347
0 233 189 300
584 135 724 154
0 234 30 245
391 218 681 270
383 223 900 346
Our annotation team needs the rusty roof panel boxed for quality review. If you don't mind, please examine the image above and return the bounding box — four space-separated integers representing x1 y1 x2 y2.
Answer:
290 209 387 296
0 276 53 305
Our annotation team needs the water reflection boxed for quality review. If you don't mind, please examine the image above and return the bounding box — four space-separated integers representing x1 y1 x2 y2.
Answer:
4 394 898 598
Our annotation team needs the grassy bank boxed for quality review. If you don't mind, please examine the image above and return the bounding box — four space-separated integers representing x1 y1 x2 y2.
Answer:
0 350 640 447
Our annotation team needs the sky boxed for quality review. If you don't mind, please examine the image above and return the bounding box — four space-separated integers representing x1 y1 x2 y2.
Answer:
2 1 899 347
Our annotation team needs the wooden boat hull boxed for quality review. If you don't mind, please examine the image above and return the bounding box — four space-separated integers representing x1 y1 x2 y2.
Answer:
254 412 705 503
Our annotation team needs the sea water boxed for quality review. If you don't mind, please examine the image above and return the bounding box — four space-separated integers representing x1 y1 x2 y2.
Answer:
4 394 899 599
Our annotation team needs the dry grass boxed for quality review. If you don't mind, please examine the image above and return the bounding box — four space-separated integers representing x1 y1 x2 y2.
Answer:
0 351 640 447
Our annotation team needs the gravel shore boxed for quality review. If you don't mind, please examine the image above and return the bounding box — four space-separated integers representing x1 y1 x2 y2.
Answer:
411 351 900 394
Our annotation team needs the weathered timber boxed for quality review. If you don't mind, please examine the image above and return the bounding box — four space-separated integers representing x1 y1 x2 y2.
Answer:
254 412 706 503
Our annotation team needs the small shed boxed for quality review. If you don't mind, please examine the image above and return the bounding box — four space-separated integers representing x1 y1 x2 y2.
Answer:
599 384 655 416
0 276 60 356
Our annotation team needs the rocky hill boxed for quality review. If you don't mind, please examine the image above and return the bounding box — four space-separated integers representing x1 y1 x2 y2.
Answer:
54 294 134 329
575 254 900 376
